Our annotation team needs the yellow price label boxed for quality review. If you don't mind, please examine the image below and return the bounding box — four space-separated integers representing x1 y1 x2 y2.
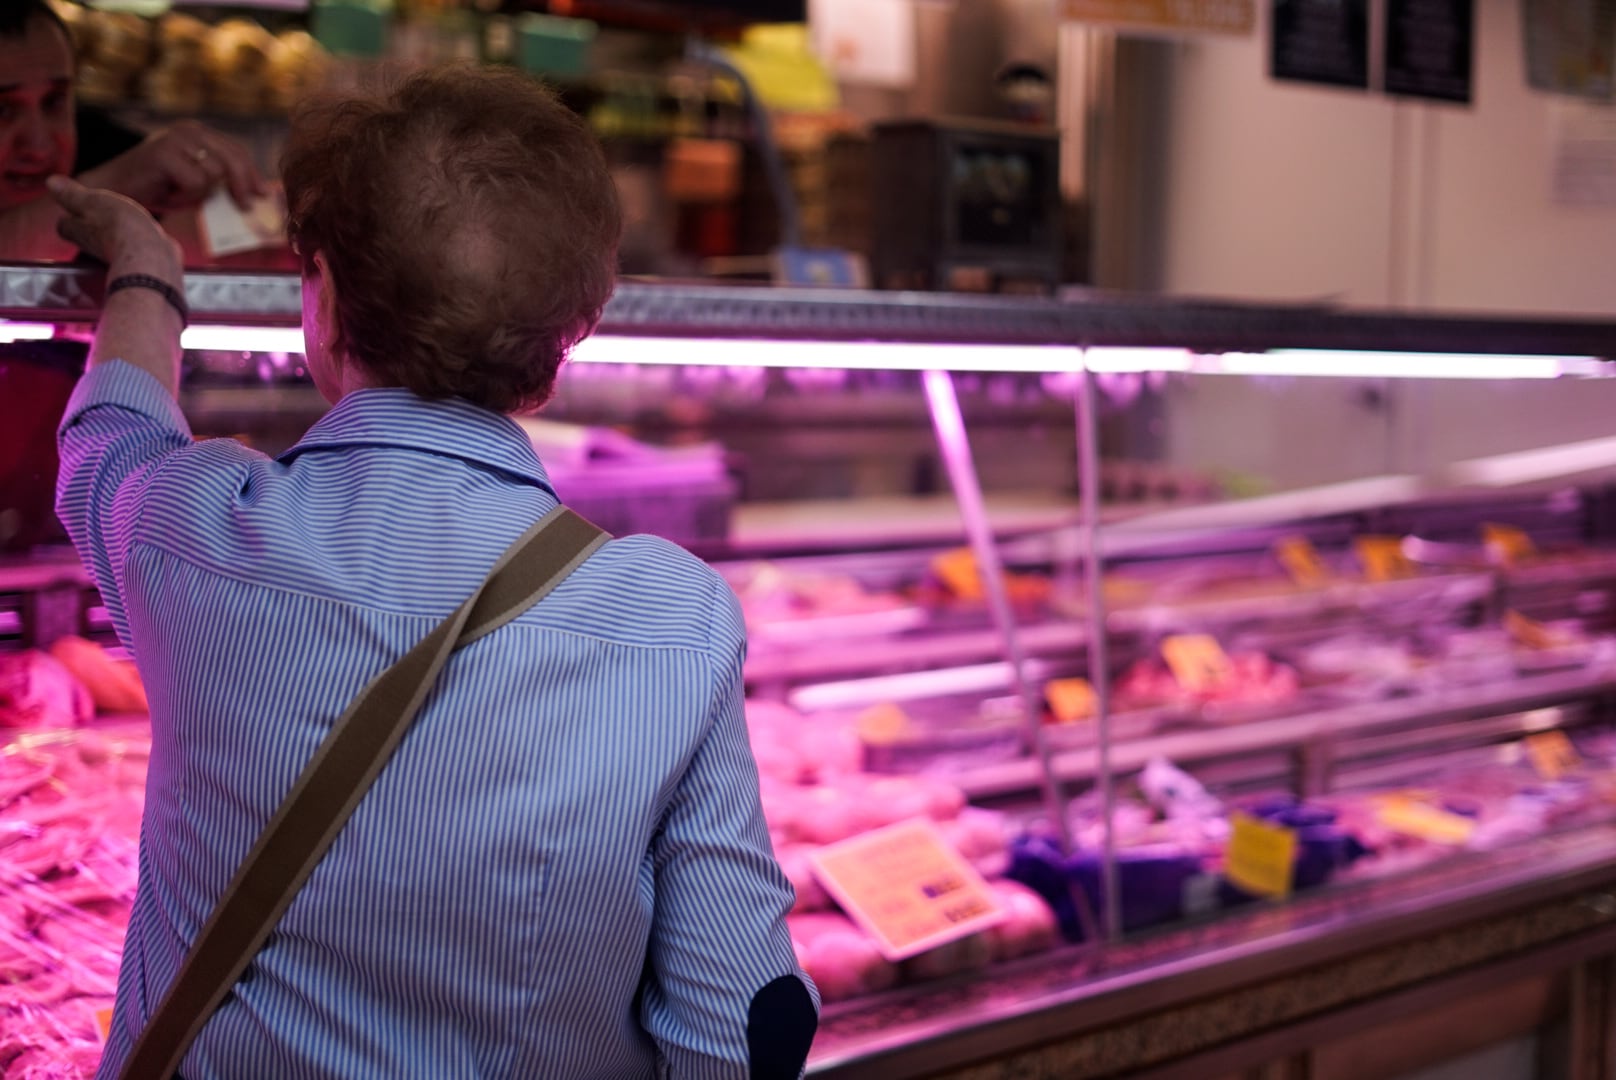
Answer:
1483 523 1536 566
1161 633 1234 693
810 818 1007 960
1274 535 1331 588
1354 536 1414 582
1375 798 1476 845
1526 730 1581 780
1224 812 1297 899
931 548 984 601
1044 678 1096 723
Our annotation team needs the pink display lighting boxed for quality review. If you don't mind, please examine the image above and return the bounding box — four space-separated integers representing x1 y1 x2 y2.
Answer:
2 320 1606 379
1084 347 1196 373
180 326 307 353
569 335 1083 373
0 320 56 343
1209 350 1597 380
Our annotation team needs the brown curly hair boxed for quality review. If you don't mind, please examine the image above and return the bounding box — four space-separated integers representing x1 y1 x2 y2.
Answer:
281 65 621 414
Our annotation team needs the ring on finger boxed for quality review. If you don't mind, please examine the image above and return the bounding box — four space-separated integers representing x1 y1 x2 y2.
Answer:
192 147 210 165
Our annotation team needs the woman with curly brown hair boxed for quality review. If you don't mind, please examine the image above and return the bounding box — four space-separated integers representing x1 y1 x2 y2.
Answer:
52 63 817 1079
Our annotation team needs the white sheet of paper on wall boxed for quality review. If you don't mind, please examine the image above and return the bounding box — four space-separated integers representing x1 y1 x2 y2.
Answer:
810 0 916 87
1552 102 1616 207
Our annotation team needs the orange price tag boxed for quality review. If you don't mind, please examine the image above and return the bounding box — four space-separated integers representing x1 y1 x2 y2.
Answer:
1504 610 1575 651
95 1006 114 1042
856 702 912 745
1044 678 1096 723
1483 523 1536 566
1161 633 1234 693
931 548 984 601
1526 731 1581 780
1224 812 1297 899
810 818 1006 960
1354 536 1413 582
1274 535 1331 588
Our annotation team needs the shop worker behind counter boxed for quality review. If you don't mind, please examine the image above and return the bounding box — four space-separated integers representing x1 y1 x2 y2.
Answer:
53 64 819 1078
0 0 265 260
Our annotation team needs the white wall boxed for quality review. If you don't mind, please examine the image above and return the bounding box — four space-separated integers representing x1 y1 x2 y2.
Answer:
1155 33 1398 305
1139 0 1616 491
1154 0 1616 313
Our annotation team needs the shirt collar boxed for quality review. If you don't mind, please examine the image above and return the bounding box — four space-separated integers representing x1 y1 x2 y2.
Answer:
277 388 556 493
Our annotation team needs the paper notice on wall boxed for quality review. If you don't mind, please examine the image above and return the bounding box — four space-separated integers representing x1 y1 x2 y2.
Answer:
1523 0 1616 99
1552 102 1616 206
810 0 916 87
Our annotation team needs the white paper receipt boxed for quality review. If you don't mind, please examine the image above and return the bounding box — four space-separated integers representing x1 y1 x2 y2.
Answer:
201 186 288 257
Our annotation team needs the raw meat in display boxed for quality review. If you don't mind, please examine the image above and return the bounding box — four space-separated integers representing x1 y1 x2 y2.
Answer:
0 653 92 730
751 704 1061 1001
935 806 1011 875
985 879 1060 962
1 726 148 1079
787 913 899 1002
745 700 862 784
46 637 147 716
776 844 832 913
1114 653 1299 713
731 564 909 626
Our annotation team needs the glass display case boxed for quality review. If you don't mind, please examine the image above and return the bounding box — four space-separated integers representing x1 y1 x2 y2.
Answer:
8 262 1616 1079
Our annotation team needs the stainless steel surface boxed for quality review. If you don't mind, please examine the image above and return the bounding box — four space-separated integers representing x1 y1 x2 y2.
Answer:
0 262 302 325
9 262 1616 354
923 369 1070 849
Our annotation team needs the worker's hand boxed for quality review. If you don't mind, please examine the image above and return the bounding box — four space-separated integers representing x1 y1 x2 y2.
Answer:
47 176 182 285
79 120 266 215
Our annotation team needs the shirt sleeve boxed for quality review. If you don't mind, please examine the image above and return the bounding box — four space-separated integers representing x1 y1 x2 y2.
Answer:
641 579 820 1079
55 360 192 646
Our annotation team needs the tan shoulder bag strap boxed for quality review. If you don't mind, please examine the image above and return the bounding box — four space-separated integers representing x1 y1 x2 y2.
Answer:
119 506 609 1080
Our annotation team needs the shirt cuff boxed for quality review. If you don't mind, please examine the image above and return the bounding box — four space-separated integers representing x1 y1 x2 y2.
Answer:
59 359 192 441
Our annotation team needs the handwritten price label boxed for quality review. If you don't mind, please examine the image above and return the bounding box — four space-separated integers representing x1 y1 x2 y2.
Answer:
1161 633 1234 693
1504 610 1574 651
1275 535 1331 588
1483 523 1536 566
1045 678 1097 723
1224 813 1297 899
1375 797 1476 845
931 548 984 601
1526 731 1581 781
810 818 1006 960
855 703 912 746
1354 536 1414 582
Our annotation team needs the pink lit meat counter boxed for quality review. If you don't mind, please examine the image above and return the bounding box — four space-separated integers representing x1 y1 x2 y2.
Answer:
12 623 1616 1077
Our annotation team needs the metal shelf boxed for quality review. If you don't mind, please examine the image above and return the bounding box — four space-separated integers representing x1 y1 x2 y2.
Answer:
954 664 1616 799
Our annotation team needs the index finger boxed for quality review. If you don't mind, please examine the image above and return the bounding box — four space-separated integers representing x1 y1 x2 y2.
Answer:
46 174 92 212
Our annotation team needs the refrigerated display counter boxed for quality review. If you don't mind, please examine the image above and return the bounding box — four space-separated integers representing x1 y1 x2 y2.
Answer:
8 263 1616 1078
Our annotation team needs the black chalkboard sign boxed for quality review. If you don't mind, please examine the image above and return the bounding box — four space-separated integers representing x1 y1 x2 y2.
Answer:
1271 0 1371 89
1385 0 1474 102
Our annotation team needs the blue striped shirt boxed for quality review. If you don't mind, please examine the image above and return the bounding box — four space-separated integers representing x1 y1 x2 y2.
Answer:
57 361 815 1079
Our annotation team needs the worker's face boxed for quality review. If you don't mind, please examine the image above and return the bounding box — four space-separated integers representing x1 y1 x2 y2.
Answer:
0 16 77 212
